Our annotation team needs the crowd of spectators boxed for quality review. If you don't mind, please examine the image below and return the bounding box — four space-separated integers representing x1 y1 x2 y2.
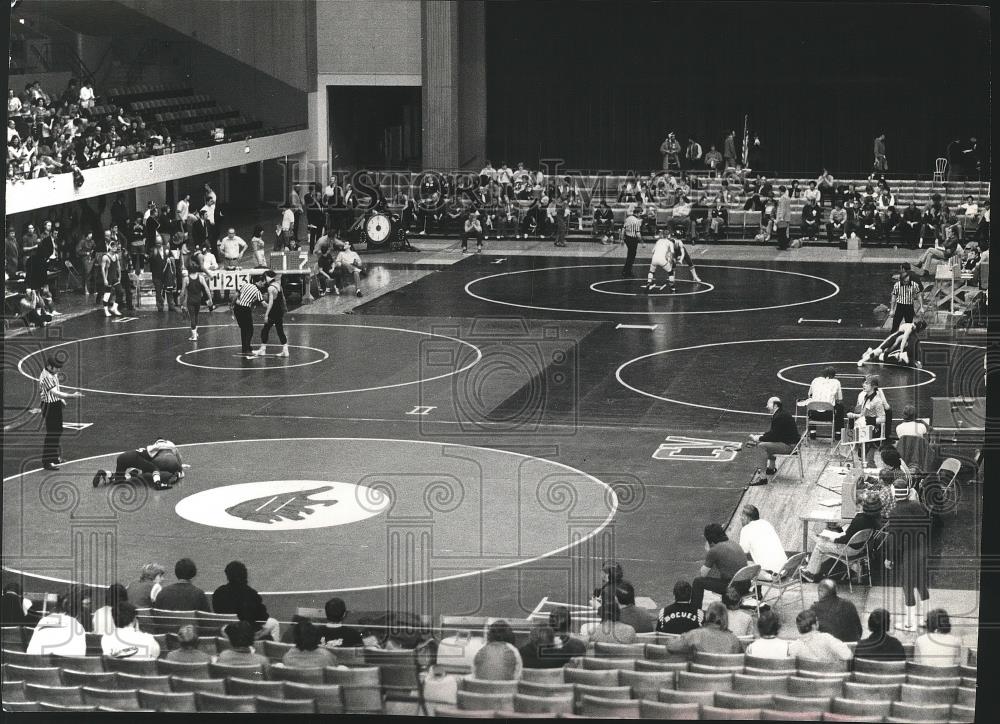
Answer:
7 77 181 182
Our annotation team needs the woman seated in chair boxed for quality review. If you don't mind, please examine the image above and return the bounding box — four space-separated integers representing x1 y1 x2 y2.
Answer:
800 493 883 583
665 601 743 656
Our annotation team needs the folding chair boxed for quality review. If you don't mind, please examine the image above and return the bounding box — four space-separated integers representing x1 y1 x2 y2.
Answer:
804 401 837 444
822 529 875 592
933 158 948 183
759 552 808 610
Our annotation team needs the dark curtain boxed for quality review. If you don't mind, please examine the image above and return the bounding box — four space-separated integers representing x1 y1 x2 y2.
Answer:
486 2 989 176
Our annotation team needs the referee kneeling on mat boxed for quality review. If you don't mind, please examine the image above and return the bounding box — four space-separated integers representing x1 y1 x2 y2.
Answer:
232 273 269 359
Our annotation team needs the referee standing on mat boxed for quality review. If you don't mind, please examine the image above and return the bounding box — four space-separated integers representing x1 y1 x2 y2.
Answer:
38 354 83 470
232 275 269 359
889 270 923 332
621 205 644 278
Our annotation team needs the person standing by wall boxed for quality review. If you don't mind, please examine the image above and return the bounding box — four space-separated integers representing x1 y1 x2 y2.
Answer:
38 354 83 470
874 133 888 172
775 185 792 250
723 131 737 171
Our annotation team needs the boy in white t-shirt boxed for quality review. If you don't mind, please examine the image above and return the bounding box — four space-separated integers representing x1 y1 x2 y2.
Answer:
335 241 365 297
101 601 160 659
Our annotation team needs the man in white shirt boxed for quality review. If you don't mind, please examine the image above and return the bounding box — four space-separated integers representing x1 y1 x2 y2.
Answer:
959 195 979 218
26 595 86 656
737 504 787 580
279 205 295 250
176 194 191 227
335 240 365 297
101 602 160 659
201 247 219 276
895 404 929 439
799 366 844 439
218 228 248 268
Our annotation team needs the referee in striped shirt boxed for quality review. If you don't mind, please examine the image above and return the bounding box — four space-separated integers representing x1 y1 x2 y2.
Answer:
38 355 83 470
889 271 923 331
621 205 644 278
233 275 269 358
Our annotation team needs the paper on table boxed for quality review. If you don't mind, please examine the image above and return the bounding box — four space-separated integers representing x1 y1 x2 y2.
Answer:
818 529 842 540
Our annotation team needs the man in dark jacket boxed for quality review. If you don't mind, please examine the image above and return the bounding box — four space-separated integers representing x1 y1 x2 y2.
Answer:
810 579 863 642
155 558 211 612
749 397 800 486
656 580 704 634
147 236 174 312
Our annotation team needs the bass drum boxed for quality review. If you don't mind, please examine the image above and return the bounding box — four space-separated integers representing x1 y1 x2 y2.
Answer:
362 212 393 249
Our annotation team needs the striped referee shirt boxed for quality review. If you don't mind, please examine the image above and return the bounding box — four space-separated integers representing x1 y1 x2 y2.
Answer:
623 214 642 238
235 282 264 308
39 369 61 404
891 279 919 306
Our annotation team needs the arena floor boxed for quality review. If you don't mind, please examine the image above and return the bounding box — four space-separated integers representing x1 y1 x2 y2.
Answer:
2 252 985 625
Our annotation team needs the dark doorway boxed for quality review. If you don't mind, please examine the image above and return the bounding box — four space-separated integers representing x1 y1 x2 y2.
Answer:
329 86 421 171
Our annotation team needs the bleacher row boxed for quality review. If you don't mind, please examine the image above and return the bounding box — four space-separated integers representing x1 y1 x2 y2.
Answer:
104 84 267 143
1 646 978 717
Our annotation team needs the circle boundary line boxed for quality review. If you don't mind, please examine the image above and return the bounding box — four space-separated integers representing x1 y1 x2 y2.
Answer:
175 344 330 371
775 361 938 391
464 263 840 315
615 338 985 416
16 324 483 400
1 437 619 595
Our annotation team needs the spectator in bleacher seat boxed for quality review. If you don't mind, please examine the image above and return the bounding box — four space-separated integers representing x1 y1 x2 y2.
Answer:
165 624 212 663
708 198 728 241
691 523 750 609
277 619 337 669
519 622 561 669
723 131 737 170
666 601 743 656
473 620 523 680
704 144 723 175
288 184 304 242
586 600 638 645
26 592 86 656
1 582 36 626
802 180 821 207
899 201 922 248
801 493 882 583
809 579 862 642
914 609 963 666
315 242 337 295
7 89 22 116
738 504 788 581
497 162 513 201
656 580 704 634
748 396 800 487
718 179 739 206
126 562 166 609
745 610 790 658
216 620 270 671
857 198 879 243
614 581 655 634
670 195 693 241
102 601 160 659
156 557 211 612
942 211 962 245
787 609 853 663
854 609 906 661
788 179 801 200
278 204 295 250
801 197 822 241
592 199 615 245
919 204 940 249
92 583 129 636
722 587 754 637
546 606 588 660
320 597 364 648
78 81 95 110
211 560 263 617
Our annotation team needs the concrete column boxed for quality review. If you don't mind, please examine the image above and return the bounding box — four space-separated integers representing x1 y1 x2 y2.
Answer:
421 1 460 168
458 1 487 170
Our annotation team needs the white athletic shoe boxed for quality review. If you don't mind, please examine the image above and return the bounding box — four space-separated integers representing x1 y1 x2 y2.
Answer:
104 307 111 317
256 345 266 356
900 351 909 364
188 330 198 341
111 304 122 317
277 345 290 358
873 348 884 361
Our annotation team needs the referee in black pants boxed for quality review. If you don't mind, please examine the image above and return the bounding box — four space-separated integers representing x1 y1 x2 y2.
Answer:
889 270 923 332
233 276 268 359
38 355 83 470
621 206 643 278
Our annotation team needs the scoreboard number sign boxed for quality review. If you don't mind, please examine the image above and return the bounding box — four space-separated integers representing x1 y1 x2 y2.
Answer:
207 269 255 291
